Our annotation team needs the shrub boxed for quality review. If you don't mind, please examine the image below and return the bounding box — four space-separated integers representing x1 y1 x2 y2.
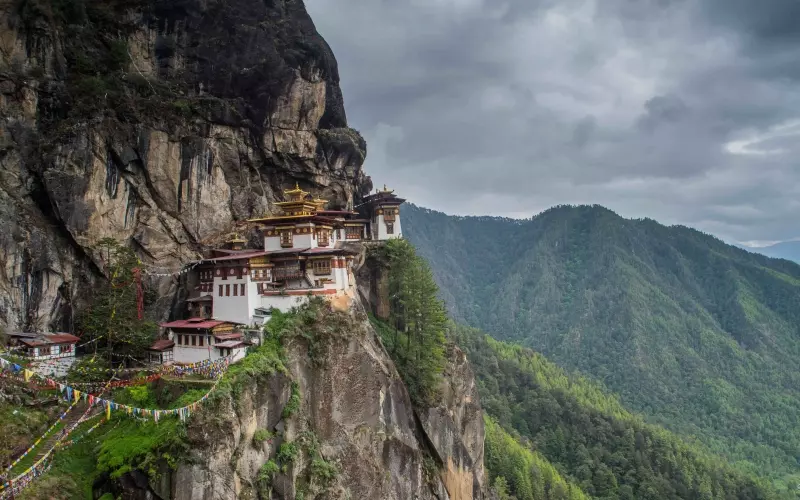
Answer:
252 429 273 448
282 382 301 419
277 441 299 471
259 459 279 481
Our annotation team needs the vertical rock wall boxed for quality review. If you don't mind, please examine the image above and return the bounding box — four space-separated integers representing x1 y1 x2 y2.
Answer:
0 0 371 331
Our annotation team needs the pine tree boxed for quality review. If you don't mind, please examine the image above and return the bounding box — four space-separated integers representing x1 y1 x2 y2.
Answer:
378 239 448 406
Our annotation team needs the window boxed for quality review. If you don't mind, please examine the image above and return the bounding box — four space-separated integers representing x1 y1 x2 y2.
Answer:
336 229 342 240
280 230 293 248
312 259 331 275
345 226 361 239
191 335 196 346
226 284 230 296
176 334 182 345
199 336 204 347
386 222 394 234
39 346 51 356
218 285 223 296
240 284 245 295
233 284 238 296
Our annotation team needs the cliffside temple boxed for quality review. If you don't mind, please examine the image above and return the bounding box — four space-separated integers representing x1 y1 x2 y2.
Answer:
149 183 405 365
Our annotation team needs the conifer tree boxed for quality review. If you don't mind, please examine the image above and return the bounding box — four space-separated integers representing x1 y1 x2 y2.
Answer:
77 238 157 366
379 239 447 405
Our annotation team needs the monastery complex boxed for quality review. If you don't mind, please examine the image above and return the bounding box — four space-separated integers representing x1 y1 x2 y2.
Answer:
148 183 405 364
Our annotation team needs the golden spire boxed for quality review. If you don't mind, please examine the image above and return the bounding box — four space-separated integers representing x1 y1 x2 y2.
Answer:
226 232 246 243
285 182 306 194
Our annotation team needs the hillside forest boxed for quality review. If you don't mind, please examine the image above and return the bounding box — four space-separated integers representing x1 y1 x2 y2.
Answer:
403 203 800 492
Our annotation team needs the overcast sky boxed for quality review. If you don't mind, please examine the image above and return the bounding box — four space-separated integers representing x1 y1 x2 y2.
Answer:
305 0 800 247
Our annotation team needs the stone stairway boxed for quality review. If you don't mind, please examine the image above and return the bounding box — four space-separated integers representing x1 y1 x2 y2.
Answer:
19 402 87 472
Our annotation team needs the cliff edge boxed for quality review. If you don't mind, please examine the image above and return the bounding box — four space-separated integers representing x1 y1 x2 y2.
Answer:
114 301 487 500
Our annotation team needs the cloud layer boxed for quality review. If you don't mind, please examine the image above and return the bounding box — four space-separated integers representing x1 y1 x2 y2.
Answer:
305 0 800 244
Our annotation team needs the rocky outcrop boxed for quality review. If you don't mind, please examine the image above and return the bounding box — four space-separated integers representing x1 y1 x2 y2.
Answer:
0 0 370 331
418 344 485 500
354 246 487 500
354 243 391 320
151 305 487 500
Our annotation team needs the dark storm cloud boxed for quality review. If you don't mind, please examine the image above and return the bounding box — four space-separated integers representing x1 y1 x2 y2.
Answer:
304 0 800 244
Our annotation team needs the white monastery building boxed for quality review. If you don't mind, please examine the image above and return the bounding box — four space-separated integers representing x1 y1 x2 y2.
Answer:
151 183 405 364
6 332 80 377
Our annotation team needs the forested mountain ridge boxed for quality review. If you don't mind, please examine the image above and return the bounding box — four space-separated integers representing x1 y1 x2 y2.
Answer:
454 324 786 499
748 241 800 264
403 203 800 486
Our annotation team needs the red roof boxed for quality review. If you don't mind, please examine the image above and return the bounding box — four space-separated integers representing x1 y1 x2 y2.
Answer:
160 319 231 329
19 333 79 347
210 251 269 262
148 339 175 351
213 332 243 341
265 248 311 256
214 340 246 348
19 339 49 347
46 334 80 344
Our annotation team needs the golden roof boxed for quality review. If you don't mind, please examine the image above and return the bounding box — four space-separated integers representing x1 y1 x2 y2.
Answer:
284 182 309 196
225 232 247 243
379 184 394 194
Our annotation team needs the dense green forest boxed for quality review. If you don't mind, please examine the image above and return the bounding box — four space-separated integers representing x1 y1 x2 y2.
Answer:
453 324 789 499
484 416 589 500
369 238 449 406
403 203 800 487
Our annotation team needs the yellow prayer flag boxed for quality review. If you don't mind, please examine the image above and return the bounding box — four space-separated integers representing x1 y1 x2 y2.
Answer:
23 369 32 382
106 402 111 420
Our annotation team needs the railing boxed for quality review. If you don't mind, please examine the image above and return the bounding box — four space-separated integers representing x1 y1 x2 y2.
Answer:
272 268 303 281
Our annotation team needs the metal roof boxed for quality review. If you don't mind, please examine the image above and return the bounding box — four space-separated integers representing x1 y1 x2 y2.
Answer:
148 339 175 351
214 340 246 348
160 318 234 329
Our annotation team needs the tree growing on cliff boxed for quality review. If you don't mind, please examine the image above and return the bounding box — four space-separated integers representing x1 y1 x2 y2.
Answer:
77 238 157 366
375 239 447 406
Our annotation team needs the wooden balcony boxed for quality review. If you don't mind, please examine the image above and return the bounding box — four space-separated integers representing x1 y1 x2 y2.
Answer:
272 267 303 281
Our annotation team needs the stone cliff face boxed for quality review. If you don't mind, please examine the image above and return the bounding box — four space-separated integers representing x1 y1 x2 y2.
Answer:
0 0 370 331
418 344 485 500
133 304 486 500
355 247 487 500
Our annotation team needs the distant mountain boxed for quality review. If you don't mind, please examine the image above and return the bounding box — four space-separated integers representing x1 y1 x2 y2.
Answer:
745 241 800 264
403 203 800 486
455 324 784 499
